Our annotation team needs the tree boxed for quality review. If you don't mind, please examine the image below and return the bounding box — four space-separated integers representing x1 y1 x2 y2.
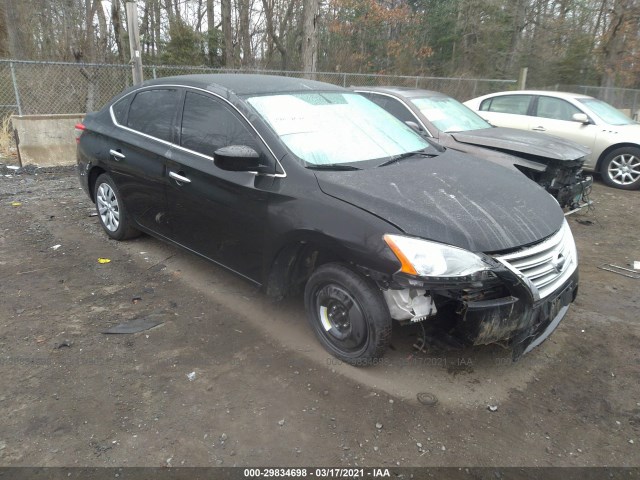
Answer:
302 0 320 76
221 0 234 66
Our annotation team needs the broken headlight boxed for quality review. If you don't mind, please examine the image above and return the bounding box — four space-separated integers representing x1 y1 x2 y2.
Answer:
383 234 491 279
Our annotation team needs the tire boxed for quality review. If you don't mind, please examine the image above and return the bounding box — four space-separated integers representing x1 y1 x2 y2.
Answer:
600 147 640 190
93 173 140 240
304 263 392 366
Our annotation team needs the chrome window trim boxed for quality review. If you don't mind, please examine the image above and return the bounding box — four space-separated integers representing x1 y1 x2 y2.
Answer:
353 89 433 138
109 84 287 178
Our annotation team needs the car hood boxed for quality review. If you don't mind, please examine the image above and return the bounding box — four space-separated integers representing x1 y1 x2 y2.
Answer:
450 127 590 161
314 151 564 253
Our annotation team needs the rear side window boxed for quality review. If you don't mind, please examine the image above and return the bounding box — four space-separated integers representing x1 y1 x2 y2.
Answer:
111 96 131 124
180 91 256 157
126 89 179 142
480 95 533 115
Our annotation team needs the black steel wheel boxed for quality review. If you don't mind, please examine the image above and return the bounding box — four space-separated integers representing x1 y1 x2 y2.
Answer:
304 263 391 365
93 173 140 240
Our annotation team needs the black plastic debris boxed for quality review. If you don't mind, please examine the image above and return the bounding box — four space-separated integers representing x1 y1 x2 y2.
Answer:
55 339 72 349
575 219 594 225
102 316 164 334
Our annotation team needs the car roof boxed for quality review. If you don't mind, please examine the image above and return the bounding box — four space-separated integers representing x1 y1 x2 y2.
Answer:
352 86 447 99
480 90 593 100
141 74 346 95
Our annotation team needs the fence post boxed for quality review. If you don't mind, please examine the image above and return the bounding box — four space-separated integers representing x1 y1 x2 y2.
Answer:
9 62 23 116
518 67 528 90
343 73 347 87
153 66 157 79
415 76 419 88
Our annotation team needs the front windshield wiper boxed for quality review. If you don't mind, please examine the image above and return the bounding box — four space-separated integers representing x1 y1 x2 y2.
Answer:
377 148 436 168
306 163 362 171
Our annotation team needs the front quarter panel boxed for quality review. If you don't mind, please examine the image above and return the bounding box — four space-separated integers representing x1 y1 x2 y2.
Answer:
263 164 403 285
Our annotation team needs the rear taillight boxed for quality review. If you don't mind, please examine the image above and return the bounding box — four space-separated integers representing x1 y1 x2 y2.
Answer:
74 122 86 144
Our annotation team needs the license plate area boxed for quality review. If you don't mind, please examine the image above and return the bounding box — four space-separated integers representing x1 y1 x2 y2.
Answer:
541 282 574 322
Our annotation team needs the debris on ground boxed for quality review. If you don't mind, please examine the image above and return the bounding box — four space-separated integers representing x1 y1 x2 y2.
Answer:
375 422 383 429
54 340 72 349
187 372 196 381
278 419 285 426
488 405 498 412
417 392 438 406
51 244 61 250
101 315 164 334
598 264 640 279
10 202 21 207
97 258 111 264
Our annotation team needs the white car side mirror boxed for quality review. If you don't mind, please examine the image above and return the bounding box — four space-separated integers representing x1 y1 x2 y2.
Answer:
572 113 590 124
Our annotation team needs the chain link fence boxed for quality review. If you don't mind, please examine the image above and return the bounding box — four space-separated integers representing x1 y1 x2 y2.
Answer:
0 59 517 117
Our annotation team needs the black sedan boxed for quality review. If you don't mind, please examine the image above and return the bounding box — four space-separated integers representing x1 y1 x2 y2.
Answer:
76 75 579 365
354 87 593 210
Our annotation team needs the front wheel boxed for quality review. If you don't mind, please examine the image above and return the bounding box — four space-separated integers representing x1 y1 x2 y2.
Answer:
600 147 640 190
304 263 391 366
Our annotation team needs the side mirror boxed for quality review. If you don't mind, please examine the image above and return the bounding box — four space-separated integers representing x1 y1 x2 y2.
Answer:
214 145 262 172
572 113 590 124
405 120 424 133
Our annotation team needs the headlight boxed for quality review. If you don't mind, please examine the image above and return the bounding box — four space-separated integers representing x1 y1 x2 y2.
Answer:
383 234 490 278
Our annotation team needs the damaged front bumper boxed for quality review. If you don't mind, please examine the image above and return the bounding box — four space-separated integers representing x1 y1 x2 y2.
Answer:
458 268 578 359
387 268 578 360
383 222 579 360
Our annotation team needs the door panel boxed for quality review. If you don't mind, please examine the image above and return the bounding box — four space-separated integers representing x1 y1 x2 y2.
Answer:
107 129 171 237
530 96 597 156
165 153 272 282
165 90 275 282
106 88 180 237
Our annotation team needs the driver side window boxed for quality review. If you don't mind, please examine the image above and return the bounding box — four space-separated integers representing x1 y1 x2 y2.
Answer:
536 96 581 121
180 91 257 157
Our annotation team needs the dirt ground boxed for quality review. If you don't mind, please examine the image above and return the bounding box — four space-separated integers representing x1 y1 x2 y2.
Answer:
0 165 639 469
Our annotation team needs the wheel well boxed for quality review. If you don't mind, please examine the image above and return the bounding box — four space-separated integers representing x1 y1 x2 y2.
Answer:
595 143 640 172
87 166 106 202
265 241 345 299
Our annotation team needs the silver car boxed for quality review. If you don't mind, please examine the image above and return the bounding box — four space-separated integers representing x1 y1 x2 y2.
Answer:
465 90 640 190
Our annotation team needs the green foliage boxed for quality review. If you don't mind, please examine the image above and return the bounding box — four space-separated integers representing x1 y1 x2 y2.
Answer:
160 20 208 66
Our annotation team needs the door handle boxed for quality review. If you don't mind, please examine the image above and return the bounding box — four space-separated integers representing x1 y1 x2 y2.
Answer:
109 149 125 160
532 126 546 132
169 171 191 184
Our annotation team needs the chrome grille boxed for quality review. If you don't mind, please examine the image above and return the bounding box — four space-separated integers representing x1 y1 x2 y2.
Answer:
494 220 577 300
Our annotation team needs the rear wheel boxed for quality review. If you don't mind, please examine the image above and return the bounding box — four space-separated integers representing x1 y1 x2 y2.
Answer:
600 147 640 190
304 263 391 366
94 173 140 240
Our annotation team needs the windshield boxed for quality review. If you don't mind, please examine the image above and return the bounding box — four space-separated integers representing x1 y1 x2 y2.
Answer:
578 98 636 126
246 92 430 165
411 96 492 132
